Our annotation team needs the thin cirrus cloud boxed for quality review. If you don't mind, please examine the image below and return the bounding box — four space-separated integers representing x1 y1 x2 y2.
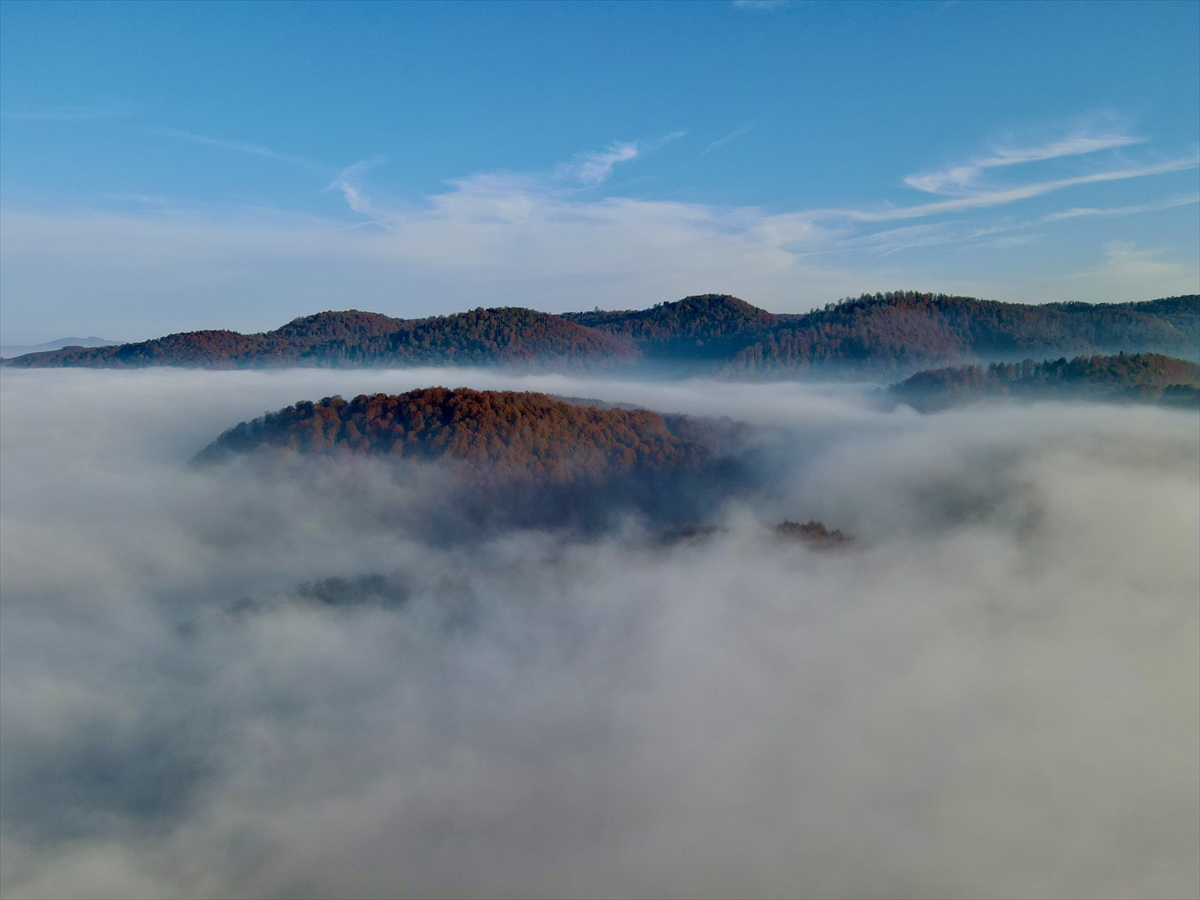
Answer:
156 128 332 175
838 156 1198 223
703 122 756 155
559 132 686 186
337 129 1194 242
329 158 386 215
157 128 391 219
797 192 1200 263
570 142 640 185
732 0 793 10
903 133 1145 195
355 131 1197 277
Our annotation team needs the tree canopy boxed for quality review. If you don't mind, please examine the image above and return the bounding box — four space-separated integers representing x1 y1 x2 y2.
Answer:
195 388 709 484
890 352 1200 410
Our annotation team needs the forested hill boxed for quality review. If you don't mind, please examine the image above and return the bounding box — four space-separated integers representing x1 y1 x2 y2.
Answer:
561 294 778 361
570 291 1200 374
4 308 634 370
723 292 1197 375
890 352 1200 411
195 388 708 482
6 292 1196 375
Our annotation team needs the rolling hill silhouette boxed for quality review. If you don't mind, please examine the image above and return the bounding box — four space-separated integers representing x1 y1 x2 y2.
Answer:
7 292 1197 376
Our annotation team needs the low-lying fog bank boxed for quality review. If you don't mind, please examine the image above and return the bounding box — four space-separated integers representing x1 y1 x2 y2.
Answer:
1 368 1197 899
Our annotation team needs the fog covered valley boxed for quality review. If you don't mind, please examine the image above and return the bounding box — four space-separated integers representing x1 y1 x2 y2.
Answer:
1 367 1197 899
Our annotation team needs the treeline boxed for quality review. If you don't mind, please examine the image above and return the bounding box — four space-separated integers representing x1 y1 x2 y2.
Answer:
7 292 1197 376
196 388 708 482
891 352 1200 411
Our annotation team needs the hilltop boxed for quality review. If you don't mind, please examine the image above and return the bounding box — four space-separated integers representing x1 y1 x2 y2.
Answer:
196 388 708 479
562 294 779 363
195 388 744 533
6 292 1196 377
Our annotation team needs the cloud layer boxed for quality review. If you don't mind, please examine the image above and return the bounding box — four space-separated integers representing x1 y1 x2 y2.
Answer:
1 367 1197 899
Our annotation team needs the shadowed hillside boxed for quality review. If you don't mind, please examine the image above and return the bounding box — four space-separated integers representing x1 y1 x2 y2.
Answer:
720 292 1200 376
570 291 1199 374
891 352 1200 411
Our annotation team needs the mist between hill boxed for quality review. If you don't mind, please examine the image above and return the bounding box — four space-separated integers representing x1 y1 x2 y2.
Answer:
1 368 1197 899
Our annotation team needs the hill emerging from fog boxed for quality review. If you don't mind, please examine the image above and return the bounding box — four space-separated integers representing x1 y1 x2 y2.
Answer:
195 388 747 534
891 352 1200 411
7 292 1197 376
196 388 709 479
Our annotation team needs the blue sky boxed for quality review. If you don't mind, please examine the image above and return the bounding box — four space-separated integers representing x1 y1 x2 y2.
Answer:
1 0 1197 343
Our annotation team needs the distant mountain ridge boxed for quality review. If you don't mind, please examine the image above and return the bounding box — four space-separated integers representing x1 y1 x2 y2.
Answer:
0 336 120 357
6 292 1197 377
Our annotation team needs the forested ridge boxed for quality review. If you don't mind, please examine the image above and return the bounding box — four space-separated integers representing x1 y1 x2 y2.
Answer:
891 352 1200 410
6 308 633 370
568 292 1200 374
7 292 1196 376
196 388 708 482
718 292 1200 375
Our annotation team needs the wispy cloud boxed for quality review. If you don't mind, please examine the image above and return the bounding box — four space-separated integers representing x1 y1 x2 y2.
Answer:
572 142 640 185
560 132 685 185
159 129 390 218
328 158 386 215
905 134 1144 196
703 122 756 155
732 0 792 10
803 193 1200 262
843 156 1198 223
156 129 330 174
1036 193 1200 224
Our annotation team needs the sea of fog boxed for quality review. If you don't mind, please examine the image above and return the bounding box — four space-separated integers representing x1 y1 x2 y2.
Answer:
1 367 1197 900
